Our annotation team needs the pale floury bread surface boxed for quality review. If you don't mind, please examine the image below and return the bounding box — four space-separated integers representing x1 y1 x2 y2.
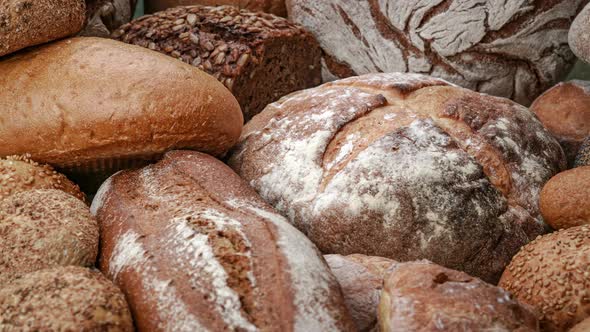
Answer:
229 72 566 284
0 0 86 56
91 150 355 332
0 266 133 331
0 189 98 286
0 37 243 178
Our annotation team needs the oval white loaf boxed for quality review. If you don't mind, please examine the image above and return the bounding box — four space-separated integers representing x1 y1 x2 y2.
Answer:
91 150 355 331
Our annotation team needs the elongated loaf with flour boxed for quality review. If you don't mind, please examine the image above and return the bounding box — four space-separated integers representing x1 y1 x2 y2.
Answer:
229 72 566 283
91 150 355 331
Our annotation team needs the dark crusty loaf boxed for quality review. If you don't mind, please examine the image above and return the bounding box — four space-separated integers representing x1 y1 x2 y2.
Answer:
570 3 590 64
499 225 590 332
0 266 133 331
325 254 395 332
0 0 86 56
0 37 242 188
113 5 321 120
540 167 590 230
0 189 98 285
145 0 287 17
286 0 585 106
379 260 540 331
229 72 566 283
91 150 355 331
80 0 137 37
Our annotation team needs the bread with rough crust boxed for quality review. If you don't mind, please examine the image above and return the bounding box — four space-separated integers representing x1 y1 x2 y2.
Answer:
540 167 590 229
229 72 566 283
91 150 355 332
145 0 286 16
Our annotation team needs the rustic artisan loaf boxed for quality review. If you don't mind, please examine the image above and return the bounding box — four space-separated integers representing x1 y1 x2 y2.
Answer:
0 155 85 202
379 260 540 331
0 37 242 186
571 317 590 332
145 0 286 16
229 72 565 283
531 80 590 166
114 5 321 120
91 150 355 331
80 0 137 37
570 3 590 63
325 254 395 332
0 266 133 331
575 137 590 167
540 167 590 229
0 189 98 285
0 0 86 57
499 225 590 331
286 0 584 106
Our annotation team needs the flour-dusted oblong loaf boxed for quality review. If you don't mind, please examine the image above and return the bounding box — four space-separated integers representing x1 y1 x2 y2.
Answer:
0 0 86 57
145 0 286 17
91 150 355 331
229 72 566 283
286 0 585 106
0 37 242 185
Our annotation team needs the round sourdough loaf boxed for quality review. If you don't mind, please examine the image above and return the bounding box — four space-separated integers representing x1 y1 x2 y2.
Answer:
379 260 540 331
0 155 85 202
286 0 585 106
0 266 133 331
80 0 137 37
0 0 86 57
228 72 566 283
499 225 590 331
91 150 355 331
0 189 98 286
570 3 590 64
145 0 286 16
325 254 395 332
0 37 242 185
540 167 590 229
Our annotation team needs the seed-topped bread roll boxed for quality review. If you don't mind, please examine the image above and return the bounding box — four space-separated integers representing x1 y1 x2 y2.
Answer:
114 5 321 120
0 189 98 285
91 150 355 331
0 266 133 331
0 155 85 202
540 167 590 230
145 0 287 17
229 72 566 283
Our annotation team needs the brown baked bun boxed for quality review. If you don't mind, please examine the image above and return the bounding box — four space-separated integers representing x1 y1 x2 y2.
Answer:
0 155 85 202
571 317 590 332
499 225 590 331
531 80 590 166
0 266 133 331
0 37 243 190
229 72 565 283
0 189 98 286
379 260 540 331
540 167 590 229
145 0 287 16
325 254 396 332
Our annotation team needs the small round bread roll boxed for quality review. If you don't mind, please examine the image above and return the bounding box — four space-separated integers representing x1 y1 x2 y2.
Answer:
379 260 539 331
0 266 133 331
0 155 85 202
575 137 590 167
540 167 590 229
0 189 98 285
499 225 590 331
325 254 396 332
569 3 590 64
571 317 590 332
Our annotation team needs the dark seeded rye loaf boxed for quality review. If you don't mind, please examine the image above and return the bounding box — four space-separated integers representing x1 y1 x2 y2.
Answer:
113 5 321 120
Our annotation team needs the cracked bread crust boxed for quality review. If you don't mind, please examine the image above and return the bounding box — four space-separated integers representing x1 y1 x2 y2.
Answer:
228 72 565 283
91 150 355 331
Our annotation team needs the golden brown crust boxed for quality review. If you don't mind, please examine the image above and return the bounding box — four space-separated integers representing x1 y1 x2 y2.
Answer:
0 37 243 176
499 225 590 332
0 0 85 57
145 0 287 16
540 167 590 230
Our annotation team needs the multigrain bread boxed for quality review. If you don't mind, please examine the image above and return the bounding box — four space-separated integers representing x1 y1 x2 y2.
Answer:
91 150 355 331
145 0 287 16
229 72 566 283
80 0 137 37
379 260 540 331
113 5 321 120
325 254 395 332
570 3 590 63
575 137 590 167
531 80 590 166
499 225 590 332
0 37 242 188
0 0 86 57
286 0 585 106
540 167 590 229
0 155 85 202
0 266 133 331
0 189 98 286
